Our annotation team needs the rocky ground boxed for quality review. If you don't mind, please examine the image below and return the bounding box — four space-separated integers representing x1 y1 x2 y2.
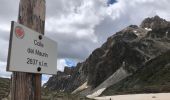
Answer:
42 88 92 100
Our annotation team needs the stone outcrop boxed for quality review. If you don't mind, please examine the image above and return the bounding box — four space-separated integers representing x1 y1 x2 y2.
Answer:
43 63 86 92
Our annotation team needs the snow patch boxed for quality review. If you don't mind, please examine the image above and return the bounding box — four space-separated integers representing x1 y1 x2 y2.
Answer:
133 30 140 36
87 67 131 99
72 82 89 94
87 88 106 98
144 27 152 31
133 30 137 33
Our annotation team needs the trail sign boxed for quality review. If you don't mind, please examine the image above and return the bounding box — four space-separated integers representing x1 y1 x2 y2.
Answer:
7 21 57 75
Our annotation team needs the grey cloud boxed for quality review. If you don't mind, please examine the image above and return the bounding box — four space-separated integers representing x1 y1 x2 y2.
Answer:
0 62 11 78
0 30 10 41
0 0 19 21
46 31 99 60
0 39 8 62
46 0 82 18
45 0 170 61
94 16 118 44
0 30 10 62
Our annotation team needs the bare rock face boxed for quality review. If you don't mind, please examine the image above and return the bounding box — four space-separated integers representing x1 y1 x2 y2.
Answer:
140 16 170 31
84 16 170 88
45 16 170 93
44 64 86 92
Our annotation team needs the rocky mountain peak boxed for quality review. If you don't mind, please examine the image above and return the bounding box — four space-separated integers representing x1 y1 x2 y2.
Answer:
140 15 170 31
64 67 76 75
45 16 170 95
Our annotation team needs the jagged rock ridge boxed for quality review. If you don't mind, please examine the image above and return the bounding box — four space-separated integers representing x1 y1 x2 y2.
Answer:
44 16 170 96
44 63 86 92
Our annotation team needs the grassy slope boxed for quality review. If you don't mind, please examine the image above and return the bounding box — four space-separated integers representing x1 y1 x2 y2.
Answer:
0 77 10 99
102 50 170 96
0 77 90 100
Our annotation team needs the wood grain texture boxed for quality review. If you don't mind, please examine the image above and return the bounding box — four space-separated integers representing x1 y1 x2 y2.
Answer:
11 0 46 100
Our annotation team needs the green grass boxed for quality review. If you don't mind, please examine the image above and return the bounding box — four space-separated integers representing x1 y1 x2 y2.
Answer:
0 77 10 99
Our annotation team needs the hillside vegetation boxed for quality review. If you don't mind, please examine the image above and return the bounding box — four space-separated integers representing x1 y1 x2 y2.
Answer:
0 77 10 99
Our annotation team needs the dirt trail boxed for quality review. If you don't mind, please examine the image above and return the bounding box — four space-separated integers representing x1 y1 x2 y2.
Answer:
93 93 170 100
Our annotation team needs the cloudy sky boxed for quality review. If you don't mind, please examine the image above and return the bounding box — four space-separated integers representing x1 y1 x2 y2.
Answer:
1 0 170 84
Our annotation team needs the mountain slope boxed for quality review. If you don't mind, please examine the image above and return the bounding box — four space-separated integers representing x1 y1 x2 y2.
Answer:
45 16 170 97
102 50 170 95
44 64 86 92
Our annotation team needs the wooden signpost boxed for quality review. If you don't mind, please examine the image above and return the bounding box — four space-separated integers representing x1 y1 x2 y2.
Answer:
7 0 48 100
7 21 57 74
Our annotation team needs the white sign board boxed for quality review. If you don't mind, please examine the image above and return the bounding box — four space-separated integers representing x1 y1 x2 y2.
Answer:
7 21 57 75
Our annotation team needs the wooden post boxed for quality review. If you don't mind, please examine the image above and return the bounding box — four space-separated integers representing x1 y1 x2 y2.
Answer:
11 0 46 100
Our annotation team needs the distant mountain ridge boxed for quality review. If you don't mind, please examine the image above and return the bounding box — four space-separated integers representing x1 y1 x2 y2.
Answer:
44 16 170 98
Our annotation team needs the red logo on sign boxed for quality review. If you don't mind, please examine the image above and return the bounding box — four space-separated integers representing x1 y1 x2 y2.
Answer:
15 26 24 39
